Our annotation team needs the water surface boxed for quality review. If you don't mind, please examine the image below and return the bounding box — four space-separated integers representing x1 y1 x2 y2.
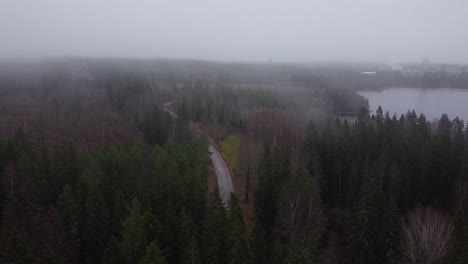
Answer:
358 87 468 121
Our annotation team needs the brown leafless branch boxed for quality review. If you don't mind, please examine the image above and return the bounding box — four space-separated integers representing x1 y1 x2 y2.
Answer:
402 207 454 264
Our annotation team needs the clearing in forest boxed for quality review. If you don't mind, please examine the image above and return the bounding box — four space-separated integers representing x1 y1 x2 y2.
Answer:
221 134 241 170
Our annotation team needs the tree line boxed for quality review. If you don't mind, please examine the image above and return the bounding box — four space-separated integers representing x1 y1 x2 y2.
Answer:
250 107 468 263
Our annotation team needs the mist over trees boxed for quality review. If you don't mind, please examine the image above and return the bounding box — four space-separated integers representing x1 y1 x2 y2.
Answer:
0 59 466 263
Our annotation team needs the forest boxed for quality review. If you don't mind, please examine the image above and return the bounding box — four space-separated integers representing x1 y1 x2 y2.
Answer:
0 59 467 264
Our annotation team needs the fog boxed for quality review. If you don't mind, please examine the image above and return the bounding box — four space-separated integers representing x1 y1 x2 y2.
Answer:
1 0 468 63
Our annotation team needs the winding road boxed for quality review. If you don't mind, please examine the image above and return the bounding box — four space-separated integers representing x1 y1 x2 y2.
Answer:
163 101 234 205
208 144 234 205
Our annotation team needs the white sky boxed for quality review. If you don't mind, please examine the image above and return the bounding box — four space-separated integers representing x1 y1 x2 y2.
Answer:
1 0 467 63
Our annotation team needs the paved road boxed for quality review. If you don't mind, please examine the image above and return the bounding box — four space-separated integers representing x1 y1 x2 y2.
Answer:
208 144 234 205
162 101 234 205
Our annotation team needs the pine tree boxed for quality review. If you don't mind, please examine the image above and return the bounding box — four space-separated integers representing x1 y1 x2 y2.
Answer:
142 211 162 251
101 236 124 264
161 201 178 263
51 143 79 201
82 180 108 264
0 194 33 264
23 148 51 211
0 226 32 264
35 207 77 264
376 105 384 129
178 210 200 264
181 235 201 264
143 106 163 146
255 146 274 233
140 242 168 264
121 197 146 261
430 114 453 208
57 184 79 239
377 196 401 264
453 180 468 263
227 194 250 264
203 193 229 264
343 169 384 264
251 223 268 264
12 128 31 159
255 146 290 235
279 170 322 264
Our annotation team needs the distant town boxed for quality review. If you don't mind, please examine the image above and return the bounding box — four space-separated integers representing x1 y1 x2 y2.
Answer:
363 59 467 77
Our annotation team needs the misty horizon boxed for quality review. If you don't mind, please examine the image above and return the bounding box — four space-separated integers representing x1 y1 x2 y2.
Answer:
1 2 468 263
2 0 468 64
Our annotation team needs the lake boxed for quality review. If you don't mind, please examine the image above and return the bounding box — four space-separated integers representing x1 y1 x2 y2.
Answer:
358 87 468 122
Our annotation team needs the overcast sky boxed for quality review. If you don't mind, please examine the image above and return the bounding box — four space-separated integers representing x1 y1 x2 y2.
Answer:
1 0 467 63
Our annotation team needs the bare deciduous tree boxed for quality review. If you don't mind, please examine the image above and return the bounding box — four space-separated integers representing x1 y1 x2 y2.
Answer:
454 179 467 214
402 207 454 264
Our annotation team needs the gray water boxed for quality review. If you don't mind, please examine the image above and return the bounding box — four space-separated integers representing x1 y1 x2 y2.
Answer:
358 87 468 122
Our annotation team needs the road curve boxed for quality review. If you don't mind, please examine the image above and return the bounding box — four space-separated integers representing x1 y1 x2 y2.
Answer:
208 144 234 205
162 102 234 205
